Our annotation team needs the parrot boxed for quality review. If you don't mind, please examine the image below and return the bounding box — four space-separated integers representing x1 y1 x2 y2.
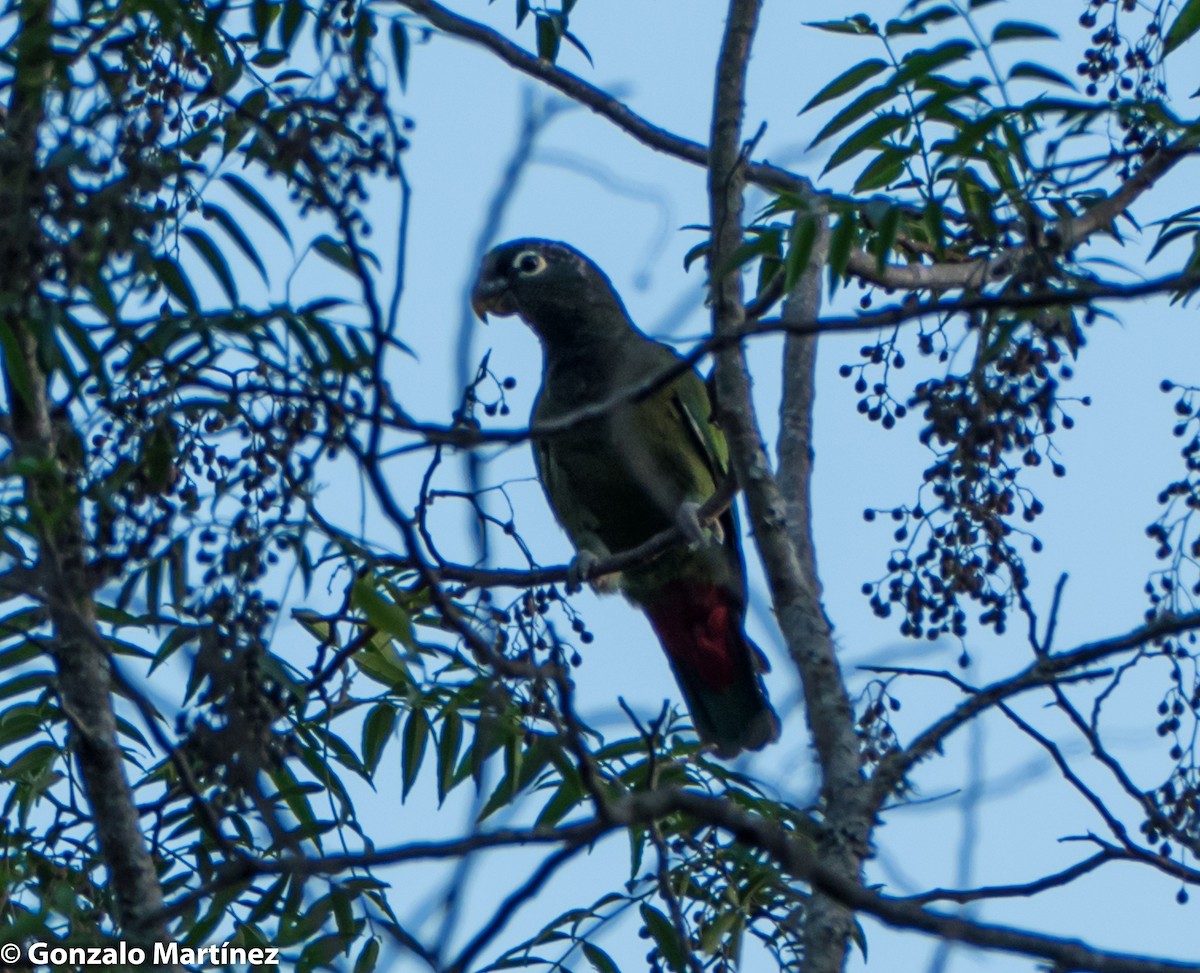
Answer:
470 238 779 757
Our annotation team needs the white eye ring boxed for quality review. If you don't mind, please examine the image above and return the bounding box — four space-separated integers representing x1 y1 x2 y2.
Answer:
513 250 548 277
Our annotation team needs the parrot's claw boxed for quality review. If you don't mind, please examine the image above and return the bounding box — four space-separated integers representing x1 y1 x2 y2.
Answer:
676 501 723 546
566 550 602 594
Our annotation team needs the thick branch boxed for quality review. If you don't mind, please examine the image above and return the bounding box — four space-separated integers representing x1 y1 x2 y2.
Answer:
1 0 167 947
704 5 867 973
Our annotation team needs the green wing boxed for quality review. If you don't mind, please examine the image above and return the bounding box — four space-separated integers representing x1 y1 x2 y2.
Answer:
669 370 730 493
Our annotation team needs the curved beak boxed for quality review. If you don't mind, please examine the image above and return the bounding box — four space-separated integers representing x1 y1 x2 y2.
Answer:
470 273 517 322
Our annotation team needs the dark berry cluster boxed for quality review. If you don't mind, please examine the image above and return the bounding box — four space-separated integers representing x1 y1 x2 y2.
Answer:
1146 760 1200 864
1144 673 1200 870
454 353 518 425
1077 0 1164 100
1146 382 1200 618
840 332 910 430
859 321 1085 641
1076 0 1169 175
856 680 902 770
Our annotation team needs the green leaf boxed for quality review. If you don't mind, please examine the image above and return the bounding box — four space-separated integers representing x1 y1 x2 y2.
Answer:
221 173 291 243
391 22 409 90
871 204 902 273
784 214 819 292
801 58 888 113
582 942 619 973
1165 0 1200 55
354 638 412 690
401 707 429 799
884 5 957 36
313 236 358 275
536 13 561 62
805 15 878 36
563 29 594 67
437 710 462 805
827 213 856 285
808 81 897 149
250 49 287 67
281 0 306 49
0 608 46 644
897 39 975 84
352 578 415 648
698 908 742 954
682 239 709 272
151 625 200 671
852 145 912 193
991 21 1058 43
251 0 281 42
1007 62 1076 90
201 202 268 283
182 227 238 305
353 938 380 973
640 904 687 973
533 774 584 828
823 111 908 175
0 320 34 414
153 255 199 311
363 703 397 776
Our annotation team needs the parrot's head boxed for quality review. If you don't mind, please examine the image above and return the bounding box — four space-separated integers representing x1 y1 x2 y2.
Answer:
470 239 628 343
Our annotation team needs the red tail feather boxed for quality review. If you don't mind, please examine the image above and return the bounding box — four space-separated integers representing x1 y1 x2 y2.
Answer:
644 580 740 688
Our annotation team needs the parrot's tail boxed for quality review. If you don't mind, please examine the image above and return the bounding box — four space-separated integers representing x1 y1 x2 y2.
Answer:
643 580 780 757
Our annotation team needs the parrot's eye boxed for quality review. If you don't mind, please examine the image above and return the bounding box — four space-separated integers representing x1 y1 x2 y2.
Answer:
513 250 548 277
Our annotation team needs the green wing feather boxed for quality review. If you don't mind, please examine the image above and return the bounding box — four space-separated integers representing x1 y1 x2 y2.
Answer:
669 370 730 491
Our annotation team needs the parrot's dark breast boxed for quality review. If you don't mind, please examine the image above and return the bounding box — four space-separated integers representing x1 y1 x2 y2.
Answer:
540 403 678 555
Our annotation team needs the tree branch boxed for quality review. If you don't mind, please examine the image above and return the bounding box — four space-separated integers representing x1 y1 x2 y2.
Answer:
871 610 1200 803
1 0 168 947
392 0 807 195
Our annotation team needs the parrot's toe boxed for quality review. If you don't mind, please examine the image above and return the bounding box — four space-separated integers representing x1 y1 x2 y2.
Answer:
676 501 723 546
566 549 602 593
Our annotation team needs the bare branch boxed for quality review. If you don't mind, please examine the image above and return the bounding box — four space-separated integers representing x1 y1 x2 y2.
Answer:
872 610 1200 803
904 849 1119 905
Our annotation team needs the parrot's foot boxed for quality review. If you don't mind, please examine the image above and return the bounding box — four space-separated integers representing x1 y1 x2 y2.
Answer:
567 550 620 594
676 501 724 546
566 550 604 593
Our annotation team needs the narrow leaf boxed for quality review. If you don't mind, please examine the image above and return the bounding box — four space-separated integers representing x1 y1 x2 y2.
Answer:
804 15 879 37
640 904 687 973
401 708 429 799
583 943 619 973
536 13 561 62
801 58 888 113
1165 0 1200 55
784 215 819 292
391 22 409 89
182 227 238 305
221 172 291 243
363 703 397 776
808 81 897 149
991 21 1058 43
201 203 268 282
1008 62 1076 90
